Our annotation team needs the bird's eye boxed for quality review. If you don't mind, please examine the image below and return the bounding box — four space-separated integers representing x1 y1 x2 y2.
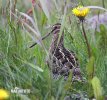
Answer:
53 26 57 29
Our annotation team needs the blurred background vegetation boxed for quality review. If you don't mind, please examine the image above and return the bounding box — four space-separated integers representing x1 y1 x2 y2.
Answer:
0 0 107 100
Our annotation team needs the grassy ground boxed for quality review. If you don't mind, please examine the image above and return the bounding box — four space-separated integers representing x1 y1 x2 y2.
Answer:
0 0 107 100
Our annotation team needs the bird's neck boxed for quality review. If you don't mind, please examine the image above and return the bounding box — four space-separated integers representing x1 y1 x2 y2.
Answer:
49 32 64 54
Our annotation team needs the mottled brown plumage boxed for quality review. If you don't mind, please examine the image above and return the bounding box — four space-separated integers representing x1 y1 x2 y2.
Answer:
30 23 82 81
47 23 82 81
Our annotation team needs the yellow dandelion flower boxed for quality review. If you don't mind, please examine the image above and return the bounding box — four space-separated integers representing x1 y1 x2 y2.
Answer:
72 6 90 21
0 89 9 100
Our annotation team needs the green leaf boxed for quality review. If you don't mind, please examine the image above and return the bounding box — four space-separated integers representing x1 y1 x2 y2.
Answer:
0 0 2 9
64 70 73 91
91 77 104 100
86 56 95 80
17 94 30 100
16 57 44 72
100 24 106 33
25 62 44 72
96 24 107 55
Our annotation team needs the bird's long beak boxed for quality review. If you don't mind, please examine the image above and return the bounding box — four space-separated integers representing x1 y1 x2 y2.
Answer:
29 23 61 48
29 30 52 48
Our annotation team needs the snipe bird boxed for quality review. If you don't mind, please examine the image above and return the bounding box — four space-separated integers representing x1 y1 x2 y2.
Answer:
47 23 82 81
30 23 82 81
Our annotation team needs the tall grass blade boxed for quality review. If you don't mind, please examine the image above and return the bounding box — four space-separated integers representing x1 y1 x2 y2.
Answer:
86 56 95 80
83 6 107 12
15 56 43 72
39 0 50 21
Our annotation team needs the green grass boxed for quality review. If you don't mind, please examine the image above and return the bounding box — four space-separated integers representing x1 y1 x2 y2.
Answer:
0 0 107 100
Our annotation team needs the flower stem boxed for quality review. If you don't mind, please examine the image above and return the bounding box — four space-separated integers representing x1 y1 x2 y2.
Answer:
102 0 105 8
81 21 91 58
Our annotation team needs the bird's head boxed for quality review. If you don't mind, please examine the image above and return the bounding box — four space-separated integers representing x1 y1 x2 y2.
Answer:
50 23 64 46
50 23 61 34
30 23 63 48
